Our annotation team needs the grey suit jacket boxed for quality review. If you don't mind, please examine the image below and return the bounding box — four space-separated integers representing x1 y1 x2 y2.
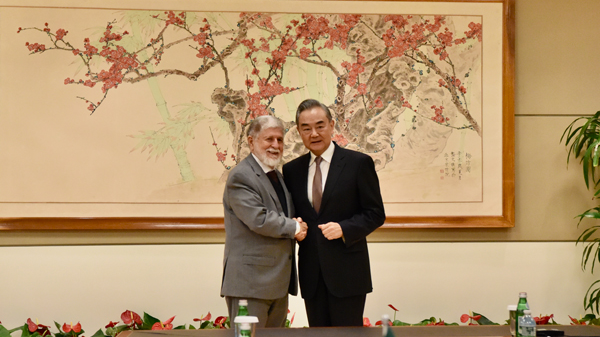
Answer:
221 154 298 300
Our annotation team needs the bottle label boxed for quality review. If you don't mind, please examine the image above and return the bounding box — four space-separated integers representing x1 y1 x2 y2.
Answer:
518 325 536 337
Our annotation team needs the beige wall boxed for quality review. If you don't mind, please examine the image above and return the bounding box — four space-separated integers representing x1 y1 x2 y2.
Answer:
2 0 600 245
1 0 600 331
0 242 595 328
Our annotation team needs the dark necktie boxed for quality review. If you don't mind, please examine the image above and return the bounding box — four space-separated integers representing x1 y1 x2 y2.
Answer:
267 170 288 217
312 156 323 213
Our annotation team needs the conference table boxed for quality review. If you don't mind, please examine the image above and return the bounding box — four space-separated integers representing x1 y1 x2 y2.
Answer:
120 325 600 337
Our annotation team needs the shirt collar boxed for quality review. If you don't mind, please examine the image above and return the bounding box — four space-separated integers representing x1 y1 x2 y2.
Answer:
310 141 335 165
251 153 274 173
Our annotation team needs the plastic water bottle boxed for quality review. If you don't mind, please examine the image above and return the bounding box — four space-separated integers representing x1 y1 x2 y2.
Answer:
238 299 249 317
239 322 252 337
515 292 529 337
381 314 391 337
518 310 536 337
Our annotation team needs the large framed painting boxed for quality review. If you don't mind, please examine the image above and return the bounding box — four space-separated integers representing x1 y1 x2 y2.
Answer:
0 0 514 230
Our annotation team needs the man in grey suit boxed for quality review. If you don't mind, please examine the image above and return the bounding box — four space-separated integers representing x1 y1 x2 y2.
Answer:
221 115 308 328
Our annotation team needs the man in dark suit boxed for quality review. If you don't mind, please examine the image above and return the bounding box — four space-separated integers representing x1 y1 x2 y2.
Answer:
283 99 386 327
221 115 307 327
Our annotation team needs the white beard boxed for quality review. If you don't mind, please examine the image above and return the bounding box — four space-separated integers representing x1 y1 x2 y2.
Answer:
255 148 282 168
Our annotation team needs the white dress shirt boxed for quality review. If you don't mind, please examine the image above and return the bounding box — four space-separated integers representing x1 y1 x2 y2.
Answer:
307 141 335 207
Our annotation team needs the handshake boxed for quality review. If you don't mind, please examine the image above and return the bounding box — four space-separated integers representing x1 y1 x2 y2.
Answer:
294 217 308 241
293 218 343 242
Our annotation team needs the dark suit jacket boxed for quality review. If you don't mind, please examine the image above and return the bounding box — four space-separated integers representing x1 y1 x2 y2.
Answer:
221 154 298 300
283 143 385 299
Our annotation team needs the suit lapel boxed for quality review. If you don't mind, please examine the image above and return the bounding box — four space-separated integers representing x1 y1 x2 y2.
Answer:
320 144 345 213
247 155 283 214
277 170 294 217
292 153 315 215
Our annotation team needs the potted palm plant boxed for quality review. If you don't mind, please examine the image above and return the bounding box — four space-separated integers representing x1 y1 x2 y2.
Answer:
562 110 600 314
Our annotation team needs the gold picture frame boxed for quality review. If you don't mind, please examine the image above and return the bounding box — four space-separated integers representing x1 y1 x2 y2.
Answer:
0 0 514 230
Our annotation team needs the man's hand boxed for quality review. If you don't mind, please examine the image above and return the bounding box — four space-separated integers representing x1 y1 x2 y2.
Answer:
318 222 343 240
294 217 308 241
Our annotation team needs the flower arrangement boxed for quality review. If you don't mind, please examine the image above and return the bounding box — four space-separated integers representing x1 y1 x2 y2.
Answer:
1 306 598 337
0 310 229 337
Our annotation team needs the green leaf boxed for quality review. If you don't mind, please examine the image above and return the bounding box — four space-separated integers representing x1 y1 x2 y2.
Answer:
90 329 106 337
20 325 31 337
472 312 499 325
0 325 12 337
173 325 185 330
199 321 211 329
392 320 411 326
141 313 161 330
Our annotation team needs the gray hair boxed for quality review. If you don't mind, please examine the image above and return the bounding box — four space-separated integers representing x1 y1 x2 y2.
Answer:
295 99 332 125
247 115 285 138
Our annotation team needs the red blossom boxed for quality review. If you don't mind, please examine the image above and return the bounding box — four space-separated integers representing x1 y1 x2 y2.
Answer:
164 11 186 26
193 32 207 45
430 105 448 123
193 312 212 322
25 42 46 52
332 134 348 147
534 314 554 325
55 28 68 40
357 83 367 95
363 317 372 327
121 310 142 326
388 304 399 311
375 320 392 326
400 96 412 109
26 318 51 337
105 321 119 328
568 315 585 325
213 316 227 329
465 22 482 42
62 322 82 333
216 151 227 162
151 316 175 330
299 47 312 60
196 46 214 58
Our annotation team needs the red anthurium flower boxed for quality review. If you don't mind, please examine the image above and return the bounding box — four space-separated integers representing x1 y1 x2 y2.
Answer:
62 322 82 333
289 312 295 326
105 321 119 328
214 316 227 329
27 318 37 333
152 316 175 330
534 314 554 325
388 304 399 311
151 316 175 331
568 315 585 325
375 320 392 326
193 312 211 322
26 319 51 336
121 310 142 326
363 317 372 327
460 313 481 324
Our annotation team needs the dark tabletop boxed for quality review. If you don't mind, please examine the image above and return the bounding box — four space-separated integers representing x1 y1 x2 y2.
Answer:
120 325 600 337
